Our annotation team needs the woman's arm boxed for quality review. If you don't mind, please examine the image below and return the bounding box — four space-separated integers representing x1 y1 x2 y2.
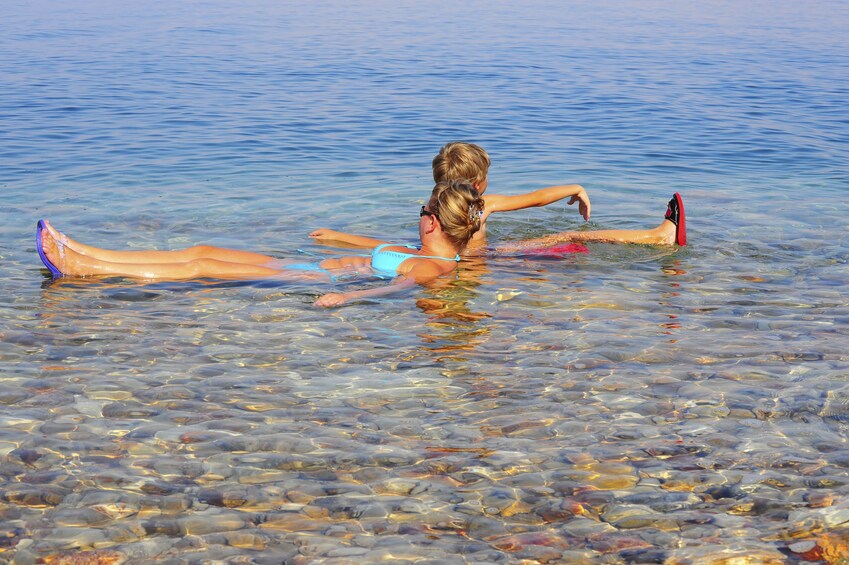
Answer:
309 228 387 249
484 184 590 221
314 261 443 307
314 276 418 307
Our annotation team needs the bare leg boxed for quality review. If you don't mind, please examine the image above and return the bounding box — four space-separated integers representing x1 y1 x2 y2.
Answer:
40 227 284 280
502 220 676 252
498 194 685 252
43 221 275 265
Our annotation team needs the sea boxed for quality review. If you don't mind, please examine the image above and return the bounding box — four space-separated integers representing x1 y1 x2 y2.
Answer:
1 0 848 563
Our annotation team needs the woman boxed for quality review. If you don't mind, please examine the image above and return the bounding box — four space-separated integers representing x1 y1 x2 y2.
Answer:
37 181 485 308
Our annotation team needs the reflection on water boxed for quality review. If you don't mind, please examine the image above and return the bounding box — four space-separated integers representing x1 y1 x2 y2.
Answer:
3 0 849 562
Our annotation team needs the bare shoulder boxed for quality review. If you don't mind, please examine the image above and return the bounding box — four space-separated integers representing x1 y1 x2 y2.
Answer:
403 257 453 282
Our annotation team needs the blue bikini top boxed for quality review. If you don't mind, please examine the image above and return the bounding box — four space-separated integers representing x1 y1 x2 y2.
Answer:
370 244 460 275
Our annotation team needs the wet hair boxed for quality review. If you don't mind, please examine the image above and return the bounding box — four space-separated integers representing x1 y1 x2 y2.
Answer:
427 180 485 251
432 142 491 186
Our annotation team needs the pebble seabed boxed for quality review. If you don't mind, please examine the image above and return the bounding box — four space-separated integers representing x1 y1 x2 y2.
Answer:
3 0 849 560
3 347 849 565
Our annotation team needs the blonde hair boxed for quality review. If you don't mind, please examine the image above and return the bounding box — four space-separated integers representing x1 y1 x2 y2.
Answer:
432 142 490 186
428 180 485 251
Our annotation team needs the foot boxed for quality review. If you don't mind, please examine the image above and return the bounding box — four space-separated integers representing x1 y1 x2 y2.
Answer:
39 223 88 276
655 221 677 245
43 220 84 254
664 193 687 246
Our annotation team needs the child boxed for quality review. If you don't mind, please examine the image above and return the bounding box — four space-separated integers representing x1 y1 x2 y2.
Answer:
36 181 485 308
311 142 686 250
310 141 592 248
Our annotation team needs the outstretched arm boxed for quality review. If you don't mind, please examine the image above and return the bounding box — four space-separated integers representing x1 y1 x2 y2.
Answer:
484 184 590 221
309 228 387 249
314 276 417 307
314 261 443 307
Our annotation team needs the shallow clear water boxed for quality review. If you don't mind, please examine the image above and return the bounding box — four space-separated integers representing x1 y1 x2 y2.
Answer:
2 0 849 563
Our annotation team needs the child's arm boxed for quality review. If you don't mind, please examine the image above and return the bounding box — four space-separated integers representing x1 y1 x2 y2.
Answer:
314 261 443 307
309 228 387 249
484 184 591 221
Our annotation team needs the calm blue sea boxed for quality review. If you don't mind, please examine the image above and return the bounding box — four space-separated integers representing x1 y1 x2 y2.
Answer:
2 0 849 562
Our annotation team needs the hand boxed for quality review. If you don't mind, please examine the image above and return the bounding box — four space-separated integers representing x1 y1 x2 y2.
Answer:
314 292 349 308
309 228 339 240
567 189 591 221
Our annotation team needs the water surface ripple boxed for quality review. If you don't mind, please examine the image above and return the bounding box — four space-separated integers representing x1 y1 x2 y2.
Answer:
2 0 849 563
